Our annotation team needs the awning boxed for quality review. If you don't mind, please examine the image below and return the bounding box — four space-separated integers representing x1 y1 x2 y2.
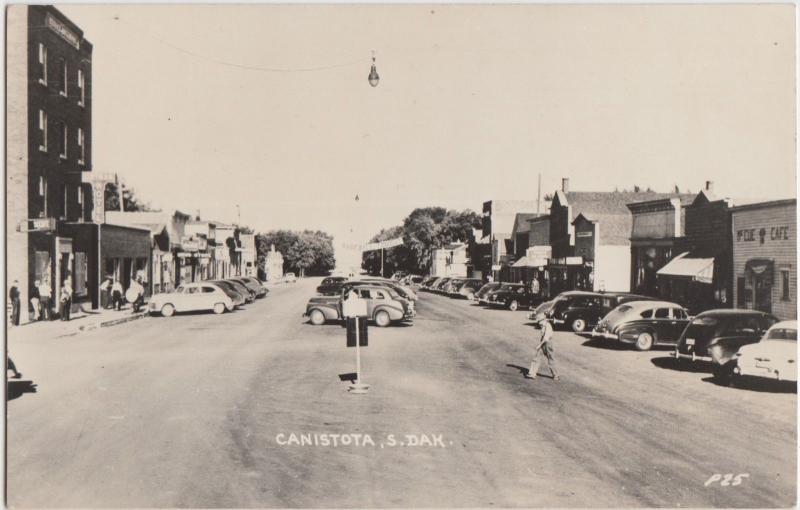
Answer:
657 252 714 284
513 256 549 268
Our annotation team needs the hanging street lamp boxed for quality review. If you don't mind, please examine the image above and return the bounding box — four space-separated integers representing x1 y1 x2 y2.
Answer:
368 51 379 87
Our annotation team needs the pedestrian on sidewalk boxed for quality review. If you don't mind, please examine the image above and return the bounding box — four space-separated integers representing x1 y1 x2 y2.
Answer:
38 280 52 321
128 277 144 314
30 281 41 321
60 280 73 321
9 280 21 326
111 279 124 311
7 357 22 379
527 317 559 381
100 277 112 309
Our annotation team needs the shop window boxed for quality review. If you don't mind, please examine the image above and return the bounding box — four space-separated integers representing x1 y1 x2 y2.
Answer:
782 271 791 301
77 128 85 164
37 43 47 85
38 110 47 152
737 277 746 307
74 252 87 296
34 252 51 286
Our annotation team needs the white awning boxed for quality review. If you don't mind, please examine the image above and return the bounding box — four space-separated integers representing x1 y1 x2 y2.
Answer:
657 252 714 284
512 256 548 268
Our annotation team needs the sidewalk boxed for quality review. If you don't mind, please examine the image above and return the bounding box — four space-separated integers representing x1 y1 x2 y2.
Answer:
8 303 149 340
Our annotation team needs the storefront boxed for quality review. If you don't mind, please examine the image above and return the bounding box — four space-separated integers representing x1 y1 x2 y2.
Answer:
175 235 210 284
100 224 152 298
731 199 796 320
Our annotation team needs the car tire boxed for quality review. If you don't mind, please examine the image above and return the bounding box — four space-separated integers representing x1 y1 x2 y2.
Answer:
634 331 654 351
509 300 519 311
571 318 587 333
309 309 326 326
466 292 474 301
161 304 175 317
375 310 391 327
213 303 226 315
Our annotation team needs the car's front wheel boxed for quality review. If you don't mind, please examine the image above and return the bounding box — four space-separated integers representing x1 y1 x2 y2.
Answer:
508 300 519 311
635 331 654 351
213 303 226 315
375 310 391 327
309 309 326 326
161 304 175 317
571 317 587 333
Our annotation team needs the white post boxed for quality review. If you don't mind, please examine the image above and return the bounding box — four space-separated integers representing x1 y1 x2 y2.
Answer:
355 317 361 384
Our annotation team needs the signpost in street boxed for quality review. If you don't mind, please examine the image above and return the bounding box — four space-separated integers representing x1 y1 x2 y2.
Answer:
343 293 369 394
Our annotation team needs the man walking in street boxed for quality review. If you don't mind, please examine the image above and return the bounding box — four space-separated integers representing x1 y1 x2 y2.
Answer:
38 280 51 321
527 317 559 381
9 280 21 326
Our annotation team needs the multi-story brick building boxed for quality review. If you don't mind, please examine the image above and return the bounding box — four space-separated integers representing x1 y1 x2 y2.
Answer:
7 5 96 316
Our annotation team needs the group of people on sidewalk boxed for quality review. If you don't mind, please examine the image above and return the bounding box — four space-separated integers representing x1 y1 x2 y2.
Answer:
99 276 145 313
8 278 73 325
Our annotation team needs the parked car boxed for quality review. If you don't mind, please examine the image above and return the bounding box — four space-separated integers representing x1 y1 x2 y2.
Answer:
406 275 425 288
547 291 655 332
431 278 452 293
359 278 418 302
283 272 297 283
304 283 415 327
241 276 269 298
149 282 233 317
316 276 348 296
734 320 797 382
209 280 247 308
218 279 256 303
592 300 691 351
673 309 778 382
233 277 268 299
455 279 484 300
441 278 465 295
422 277 443 291
482 283 544 311
473 282 502 302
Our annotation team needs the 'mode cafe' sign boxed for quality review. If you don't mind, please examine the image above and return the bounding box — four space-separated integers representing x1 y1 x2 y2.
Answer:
736 226 790 245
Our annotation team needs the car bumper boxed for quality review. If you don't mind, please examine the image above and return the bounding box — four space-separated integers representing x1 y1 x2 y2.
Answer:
671 351 712 362
592 331 619 340
551 318 564 324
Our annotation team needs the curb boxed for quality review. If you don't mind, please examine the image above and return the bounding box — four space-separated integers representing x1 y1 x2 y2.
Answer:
77 312 147 332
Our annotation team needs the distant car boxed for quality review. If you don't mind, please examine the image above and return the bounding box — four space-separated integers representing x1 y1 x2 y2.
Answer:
547 291 655 333
316 276 348 295
304 283 414 327
149 282 233 317
735 320 797 382
431 278 452 293
441 278 465 295
455 279 484 300
473 282 501 302
483 283 543 311
421 277 442 291
209 280 247 308
673 309 778 382
283 272 297 283
592 300 691 351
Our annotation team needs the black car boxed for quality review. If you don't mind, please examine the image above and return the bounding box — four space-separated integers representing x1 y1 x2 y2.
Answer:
673 309 778 382
473 282 502 303
483 283 544 311
316 276 348 296
547 291 655 333
432 278 452 293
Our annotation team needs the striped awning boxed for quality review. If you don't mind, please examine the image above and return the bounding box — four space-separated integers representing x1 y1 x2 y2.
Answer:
657 252 714 284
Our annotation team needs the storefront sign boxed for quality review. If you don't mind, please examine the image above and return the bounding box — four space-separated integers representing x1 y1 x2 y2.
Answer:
17 217 56 232
181 237 207 251
576 231 593 237
46 13 80 49
736 226 790 244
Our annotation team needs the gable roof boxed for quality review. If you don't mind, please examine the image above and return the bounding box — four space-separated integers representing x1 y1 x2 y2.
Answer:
512 213 543 234
554 191 690 220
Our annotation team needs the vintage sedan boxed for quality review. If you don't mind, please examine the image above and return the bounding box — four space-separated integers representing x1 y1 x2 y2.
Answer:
547 291 655 333
283 272 297 283
473 282 502 302
304 283 414 327
734 320 797 382
673 309 778 381
592 301 690 351
149 282 233 317
455 279 484 300
316 276 348 296
483 284 543 311
233 277 268 299
216 279 255 303
209 280 247 308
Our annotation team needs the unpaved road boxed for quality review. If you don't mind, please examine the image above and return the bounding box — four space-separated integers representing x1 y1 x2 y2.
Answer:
6 277 796 507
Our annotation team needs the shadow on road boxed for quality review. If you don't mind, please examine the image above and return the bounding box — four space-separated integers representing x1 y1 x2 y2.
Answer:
582 338 627 350
650 356 712 373
506 363 530 377
7 380 38 401
703 375 798 394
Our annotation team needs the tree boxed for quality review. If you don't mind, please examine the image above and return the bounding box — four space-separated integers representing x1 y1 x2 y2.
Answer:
104 183 156 212
255 229 335 276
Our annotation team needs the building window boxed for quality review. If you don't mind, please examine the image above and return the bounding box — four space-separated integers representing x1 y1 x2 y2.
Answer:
38 110 47 152
77 69 85 106
74 252 88 296
39 176 48 217
59 59 68 96
59 123 68 159
63 185 68 218
737 277 746 307
37 43 47 85
782 270 791 301
77 128 85 164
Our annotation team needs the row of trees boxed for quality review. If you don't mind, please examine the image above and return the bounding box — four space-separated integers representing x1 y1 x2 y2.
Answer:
256 230 336 277
362 207 481 276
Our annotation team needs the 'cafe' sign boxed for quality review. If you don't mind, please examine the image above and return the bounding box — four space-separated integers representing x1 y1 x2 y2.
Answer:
736 226 790 245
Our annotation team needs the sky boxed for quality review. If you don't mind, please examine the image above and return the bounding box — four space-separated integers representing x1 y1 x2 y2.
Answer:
58 4 796 269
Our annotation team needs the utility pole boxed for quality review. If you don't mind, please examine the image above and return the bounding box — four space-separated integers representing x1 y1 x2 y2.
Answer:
537 173 542 214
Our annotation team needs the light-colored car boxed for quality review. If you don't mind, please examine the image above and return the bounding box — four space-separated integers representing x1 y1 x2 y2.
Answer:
304 283 414 327
149 282 233 317
735 320 797 382
283 272 297 283
592 300 691 351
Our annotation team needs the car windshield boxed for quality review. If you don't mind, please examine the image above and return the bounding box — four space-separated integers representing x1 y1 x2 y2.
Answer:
602 304 634 324
683 316 719 342
766 327 797 341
